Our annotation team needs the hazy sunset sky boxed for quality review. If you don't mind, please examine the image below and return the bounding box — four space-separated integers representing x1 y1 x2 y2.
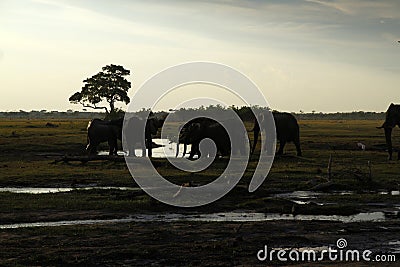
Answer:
1 0 399 112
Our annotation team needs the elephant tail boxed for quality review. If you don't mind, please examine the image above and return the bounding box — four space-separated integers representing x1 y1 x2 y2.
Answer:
376 122 387 129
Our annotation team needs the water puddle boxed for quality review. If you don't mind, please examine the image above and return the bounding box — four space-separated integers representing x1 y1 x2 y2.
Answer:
388 241 400 254
273 190 400 206
2 187 399 201
380 191 400 196
273 191 327 205
0 186 139 194
98 139 191 158
0 211 391 229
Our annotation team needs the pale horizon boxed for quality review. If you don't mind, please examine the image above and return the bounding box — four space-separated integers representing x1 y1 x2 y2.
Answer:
1 0 399 113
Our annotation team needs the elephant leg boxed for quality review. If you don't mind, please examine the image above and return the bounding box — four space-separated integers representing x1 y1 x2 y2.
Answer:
385 127 393 160
114 140 119 155
235 135 245 157
146 138 152 157
188 148 195 159
251 129 259 154
277 140 286 155
87 142 98 155
294 139 302 157
175 142 180 157
86 143 93 154
141 142 146 157
112 143 117 155
189 142 199 159
108 139 117 155
177 143 188 158
195 144 201 158
265 135 275 156
182 143 187 158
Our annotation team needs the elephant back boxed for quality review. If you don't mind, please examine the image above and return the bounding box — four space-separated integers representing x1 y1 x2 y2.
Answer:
384 103 400 128
87 118 122 143
273 112 300 141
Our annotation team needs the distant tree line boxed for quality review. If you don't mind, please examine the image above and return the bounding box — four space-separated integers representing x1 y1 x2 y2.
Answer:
0 107 385 121
295 111 385 120
0 111 104 119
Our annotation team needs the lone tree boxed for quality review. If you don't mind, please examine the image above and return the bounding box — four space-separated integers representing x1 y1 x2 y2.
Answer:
69 64 131 114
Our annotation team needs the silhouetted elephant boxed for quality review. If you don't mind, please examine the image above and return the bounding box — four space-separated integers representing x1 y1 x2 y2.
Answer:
176 117 215 158
251 111 302 156
377 103 400 160
179 118 246 160
86 118 123 155
125 116 165 157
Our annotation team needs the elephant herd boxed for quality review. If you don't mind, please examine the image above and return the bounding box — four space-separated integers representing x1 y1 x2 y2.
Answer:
86 116 164 156
86 103 400 160
86 111 302 159
176 112 302 159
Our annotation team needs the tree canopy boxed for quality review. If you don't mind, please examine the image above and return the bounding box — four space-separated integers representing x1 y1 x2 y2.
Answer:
69 64 131 114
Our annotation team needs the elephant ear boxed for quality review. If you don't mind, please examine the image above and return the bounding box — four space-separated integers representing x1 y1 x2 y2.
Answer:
153 118 164 129
192 122 201 130
186 122 200 134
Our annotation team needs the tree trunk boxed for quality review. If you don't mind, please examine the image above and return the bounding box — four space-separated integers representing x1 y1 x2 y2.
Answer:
109 100 115 114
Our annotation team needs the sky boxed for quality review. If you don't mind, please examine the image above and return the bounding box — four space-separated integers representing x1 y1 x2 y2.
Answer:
0 0 399 113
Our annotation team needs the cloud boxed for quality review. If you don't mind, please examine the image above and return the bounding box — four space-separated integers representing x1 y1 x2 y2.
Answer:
1 0 399 112
305 0 352 14
305 0 400 18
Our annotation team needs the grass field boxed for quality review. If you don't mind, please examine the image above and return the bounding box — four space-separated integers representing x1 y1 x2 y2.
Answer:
0 118 399 265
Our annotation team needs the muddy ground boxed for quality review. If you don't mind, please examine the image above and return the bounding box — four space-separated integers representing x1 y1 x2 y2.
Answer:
1 220 399 266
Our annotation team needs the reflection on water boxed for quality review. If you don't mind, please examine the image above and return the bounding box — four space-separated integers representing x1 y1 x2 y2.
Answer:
0 218 136 229
273 190 400 206
0 211 390 229
388 241 400 254
98 139 191 158
380 190 400 196
273 191 334 206
2 187 399 199
151 139 191 158
0 187 139 194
